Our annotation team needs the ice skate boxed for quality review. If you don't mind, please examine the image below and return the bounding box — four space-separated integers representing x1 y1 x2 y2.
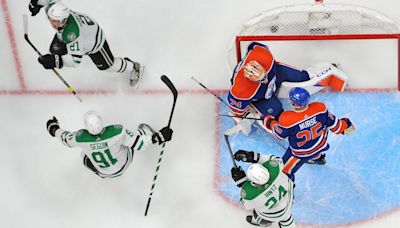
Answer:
306 153 326 165
124 58 144 88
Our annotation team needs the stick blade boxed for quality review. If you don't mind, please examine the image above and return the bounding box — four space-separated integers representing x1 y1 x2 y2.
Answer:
23 14 28 35
161 75 177 98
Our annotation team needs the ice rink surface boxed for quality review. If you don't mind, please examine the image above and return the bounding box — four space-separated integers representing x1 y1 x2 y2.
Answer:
1 0 400 227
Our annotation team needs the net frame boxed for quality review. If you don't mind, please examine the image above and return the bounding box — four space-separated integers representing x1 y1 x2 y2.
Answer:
231 1 400 89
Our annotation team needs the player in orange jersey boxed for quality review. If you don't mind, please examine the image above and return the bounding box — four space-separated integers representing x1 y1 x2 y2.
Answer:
264 87 355 181
227 42 348 136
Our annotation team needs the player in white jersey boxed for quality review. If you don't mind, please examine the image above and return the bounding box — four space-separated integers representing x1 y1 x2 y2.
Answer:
46 111 173 178
28 0 144 87
231 150 295 227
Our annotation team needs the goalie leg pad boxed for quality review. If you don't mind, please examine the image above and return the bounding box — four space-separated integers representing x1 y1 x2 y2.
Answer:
306 63 348 91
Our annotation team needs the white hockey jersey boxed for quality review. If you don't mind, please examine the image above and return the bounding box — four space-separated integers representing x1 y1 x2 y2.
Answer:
240 155 295 223
39 0 106 67
55 125 152 178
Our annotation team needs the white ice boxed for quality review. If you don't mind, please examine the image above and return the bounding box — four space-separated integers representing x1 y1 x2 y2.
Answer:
1 0 400 227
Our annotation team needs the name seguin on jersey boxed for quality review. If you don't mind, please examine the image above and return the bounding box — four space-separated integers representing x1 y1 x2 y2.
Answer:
299 116 318 130
90 142 108 150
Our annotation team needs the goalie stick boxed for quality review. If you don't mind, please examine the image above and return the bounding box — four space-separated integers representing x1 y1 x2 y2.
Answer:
23 14 82 102
144 75 178 216
191 76 258 120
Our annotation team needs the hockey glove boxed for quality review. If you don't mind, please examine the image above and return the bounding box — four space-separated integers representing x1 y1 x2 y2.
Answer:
231 166 246 187
264 115 278 130
29 0 43 16
46 117 60 137
152 127 173 145
341 118 355 135
234 150 259 163
38 54 63 69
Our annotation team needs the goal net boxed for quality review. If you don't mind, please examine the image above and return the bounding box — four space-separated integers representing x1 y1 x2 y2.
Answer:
228 0 400 92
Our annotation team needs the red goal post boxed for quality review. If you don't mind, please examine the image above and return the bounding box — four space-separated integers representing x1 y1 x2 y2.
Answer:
229 1 400 90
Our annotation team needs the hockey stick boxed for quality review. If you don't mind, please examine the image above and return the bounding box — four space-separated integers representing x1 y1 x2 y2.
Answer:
144 75 178 216
219 114 262 120
191 76 258 120
224 134 238 168
23 14 82 102
192 76 287 149
191 76 228 105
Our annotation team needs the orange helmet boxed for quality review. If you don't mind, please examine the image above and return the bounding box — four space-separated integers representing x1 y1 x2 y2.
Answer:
243 60 267 82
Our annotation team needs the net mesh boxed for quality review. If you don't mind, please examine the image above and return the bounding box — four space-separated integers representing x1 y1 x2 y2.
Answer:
237 3 400 36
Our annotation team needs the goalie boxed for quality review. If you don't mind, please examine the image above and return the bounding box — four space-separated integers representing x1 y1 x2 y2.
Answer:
46 111 173 178
227 42 347 135
28 0 144 87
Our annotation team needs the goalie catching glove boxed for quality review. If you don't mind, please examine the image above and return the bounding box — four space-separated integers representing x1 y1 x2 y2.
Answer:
38 54 63 69
151 127 173 145
46 117 60 137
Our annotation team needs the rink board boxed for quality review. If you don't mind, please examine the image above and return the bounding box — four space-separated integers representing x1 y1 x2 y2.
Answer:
217 92 400 225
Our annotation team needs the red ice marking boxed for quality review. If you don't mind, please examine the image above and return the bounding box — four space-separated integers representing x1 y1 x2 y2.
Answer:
0 88 227 96
1 0 26 91
213 90 243 210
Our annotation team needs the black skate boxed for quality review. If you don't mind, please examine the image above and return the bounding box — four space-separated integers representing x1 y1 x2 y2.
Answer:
306 153 326 165
246 215 272 227
124 57 144 88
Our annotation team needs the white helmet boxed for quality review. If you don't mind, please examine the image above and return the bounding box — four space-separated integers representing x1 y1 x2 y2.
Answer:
46 2 70 25
247 163 270 185
83 111 104 135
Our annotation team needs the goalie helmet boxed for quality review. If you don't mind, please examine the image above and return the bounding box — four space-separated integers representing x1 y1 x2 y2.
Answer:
289 87 310 107
83 111 104 135
247 163 270 185
243 60 267 83
46 2 70 27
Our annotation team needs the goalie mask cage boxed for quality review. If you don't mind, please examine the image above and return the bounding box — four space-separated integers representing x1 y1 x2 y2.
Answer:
228 0 400 90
